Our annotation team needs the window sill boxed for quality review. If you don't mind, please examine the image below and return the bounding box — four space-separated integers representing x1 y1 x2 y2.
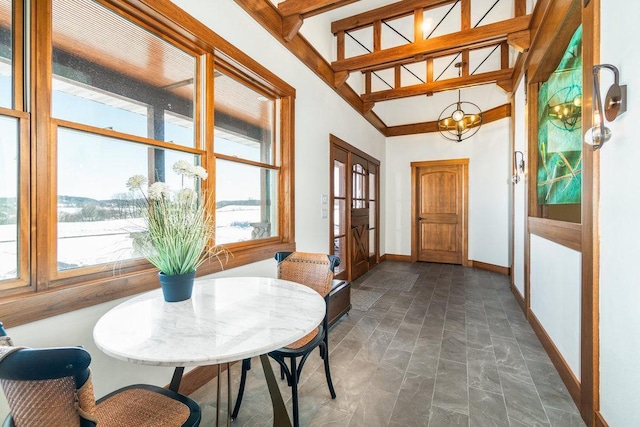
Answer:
0 241 295 328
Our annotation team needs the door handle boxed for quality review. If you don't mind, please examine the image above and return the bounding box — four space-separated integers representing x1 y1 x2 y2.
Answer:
418 216 424 220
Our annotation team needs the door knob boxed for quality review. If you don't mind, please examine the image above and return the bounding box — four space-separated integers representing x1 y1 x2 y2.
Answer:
418 216 424 220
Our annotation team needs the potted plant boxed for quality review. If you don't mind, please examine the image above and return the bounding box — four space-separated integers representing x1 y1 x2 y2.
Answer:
126 161 226 302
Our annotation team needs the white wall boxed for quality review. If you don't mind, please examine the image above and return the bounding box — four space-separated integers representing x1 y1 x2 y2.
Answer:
1 0 386 418
384 119 511 267
529 235 581 378
599 0 640 424
513 79 527 297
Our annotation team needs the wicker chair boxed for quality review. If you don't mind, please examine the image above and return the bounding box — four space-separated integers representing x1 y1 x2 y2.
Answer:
0 322 201 427
232 252 339 427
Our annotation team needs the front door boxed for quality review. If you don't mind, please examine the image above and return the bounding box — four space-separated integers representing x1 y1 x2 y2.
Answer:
412 159 468 265
330 135 380 281
350 154 369 279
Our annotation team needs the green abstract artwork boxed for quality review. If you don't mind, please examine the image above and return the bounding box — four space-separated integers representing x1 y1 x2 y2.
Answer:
537 26 583 205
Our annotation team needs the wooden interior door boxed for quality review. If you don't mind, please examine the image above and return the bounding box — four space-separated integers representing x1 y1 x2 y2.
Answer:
350 153 369 279
413 160 468 265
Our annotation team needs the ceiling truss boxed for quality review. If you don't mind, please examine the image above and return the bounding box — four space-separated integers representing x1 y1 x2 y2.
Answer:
234 0 537 136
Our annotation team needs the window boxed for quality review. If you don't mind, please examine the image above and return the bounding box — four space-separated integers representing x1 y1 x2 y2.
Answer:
0 116 18 280
0 0 295 326
0 0 12 109
51 0 200 275
213 69 279 245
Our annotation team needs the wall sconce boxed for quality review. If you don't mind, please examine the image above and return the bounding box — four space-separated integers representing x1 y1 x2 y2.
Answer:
584 64 627 149
512 151 525 184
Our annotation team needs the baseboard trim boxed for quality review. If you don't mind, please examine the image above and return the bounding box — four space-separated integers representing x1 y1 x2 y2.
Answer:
595 411 609 427
529 312 581 407
383 254 412 262
470 260 510 276
171 363 236 395
510 283 526 312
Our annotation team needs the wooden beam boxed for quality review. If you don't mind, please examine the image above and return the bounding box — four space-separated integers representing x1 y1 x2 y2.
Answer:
461 0 471 30
331 0 456 33
373 20 382 51
278 0 359 18
526 0 581 84
501 41 510 69
515 0 527 16
365 70 371 94
233 0 387 135
394 65 401 88
332 15 532 73
362 101 375 114
282 14 303 41
414 8 423 43
497 79 514 93
362 68 513 103
508 29 531 52
334 70 349 88
386 103 511 137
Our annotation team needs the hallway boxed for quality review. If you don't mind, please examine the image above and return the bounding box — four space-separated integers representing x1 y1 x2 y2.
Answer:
192 261 583 426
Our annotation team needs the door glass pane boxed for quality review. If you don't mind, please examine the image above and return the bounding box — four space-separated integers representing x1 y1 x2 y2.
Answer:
214 71 274 164
0 0 12 109
334 199 345 236
333 237 346 275
51 0 196 146
369 201 376 226
0 115 18 280
215 159 277 244
57 127 198 271
369 229 376 257
369 172 376 201
333 160 345 197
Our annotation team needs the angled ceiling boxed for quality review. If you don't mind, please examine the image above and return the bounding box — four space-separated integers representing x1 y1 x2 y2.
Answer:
236 0 536 135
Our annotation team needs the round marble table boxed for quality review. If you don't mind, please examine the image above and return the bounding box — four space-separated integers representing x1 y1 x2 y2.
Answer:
93 276 326 426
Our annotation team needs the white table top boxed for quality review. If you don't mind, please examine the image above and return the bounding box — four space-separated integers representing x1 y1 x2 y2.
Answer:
93 277 326 367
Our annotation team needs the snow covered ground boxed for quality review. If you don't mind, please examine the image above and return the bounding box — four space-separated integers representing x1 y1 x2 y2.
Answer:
0 205 266 279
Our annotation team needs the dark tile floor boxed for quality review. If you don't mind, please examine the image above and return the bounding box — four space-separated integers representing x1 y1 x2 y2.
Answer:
191 261 584 426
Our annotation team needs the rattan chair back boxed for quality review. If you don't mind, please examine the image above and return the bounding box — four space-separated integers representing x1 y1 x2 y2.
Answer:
0 329 201 427
277 252 334 297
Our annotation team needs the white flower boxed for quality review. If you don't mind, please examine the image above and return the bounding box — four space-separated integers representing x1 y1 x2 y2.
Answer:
126 175 147 191
177 188 196 203
148 182 171 200
192 166 208 180
172 160 194 177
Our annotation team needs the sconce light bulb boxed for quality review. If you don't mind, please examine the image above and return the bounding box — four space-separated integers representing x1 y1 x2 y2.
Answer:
593 110 602 126
584 125 612 147
574 96 582 107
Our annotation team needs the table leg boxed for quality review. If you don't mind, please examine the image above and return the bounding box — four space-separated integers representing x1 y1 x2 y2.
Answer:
227 363 231 427
216 364 221 426
169 367 184 393
260 354 292 427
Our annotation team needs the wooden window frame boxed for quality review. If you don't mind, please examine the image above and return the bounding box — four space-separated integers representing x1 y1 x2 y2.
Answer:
0 0 296 328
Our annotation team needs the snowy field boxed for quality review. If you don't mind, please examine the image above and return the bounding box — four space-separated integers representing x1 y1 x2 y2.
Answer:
0 205 265 279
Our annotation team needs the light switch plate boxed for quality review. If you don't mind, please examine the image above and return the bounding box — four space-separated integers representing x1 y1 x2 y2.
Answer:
321 194 328 205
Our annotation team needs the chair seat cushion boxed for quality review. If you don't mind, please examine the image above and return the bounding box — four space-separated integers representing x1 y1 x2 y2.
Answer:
284 327 319 350
96 386 191 426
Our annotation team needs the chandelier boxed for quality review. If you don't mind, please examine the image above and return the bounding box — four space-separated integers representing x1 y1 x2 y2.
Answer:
437 62 483 142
